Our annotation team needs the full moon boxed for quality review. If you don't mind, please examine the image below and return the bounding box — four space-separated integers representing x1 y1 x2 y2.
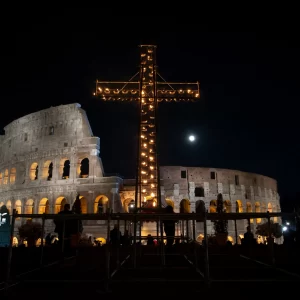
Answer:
188 135 195 142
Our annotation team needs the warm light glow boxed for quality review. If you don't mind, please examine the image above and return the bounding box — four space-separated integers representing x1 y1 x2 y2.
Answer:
151 193 155 197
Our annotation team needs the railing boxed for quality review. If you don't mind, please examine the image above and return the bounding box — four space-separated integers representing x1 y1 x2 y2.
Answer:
2 210 298 291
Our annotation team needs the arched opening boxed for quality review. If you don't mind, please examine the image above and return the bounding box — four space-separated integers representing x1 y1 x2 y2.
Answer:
59 158 70 179
196 234 204 243
55 197 67 213
13 237 18 247
255 202 261 224
227 236 234 244
42 161 53 180
39 198 50 214
79 196 88 214
36 238 46 247
29 163 39 180
25 199 34 216
236 200 243 213
94 195 109 213
246 202 253 223
0 173 3 185
195 200 205 213
10 168 16 184
15 200 22 219
6 200 12 214
180 199 191 213
267 203 272 213
209 200 217 213
0 201 4 208
95 237 106 245
79 158 89 178
4 169 9 184
224 200 232 213
166 199 175 208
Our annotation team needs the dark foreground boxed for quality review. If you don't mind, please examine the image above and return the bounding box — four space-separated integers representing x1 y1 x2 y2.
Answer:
1 244 300 299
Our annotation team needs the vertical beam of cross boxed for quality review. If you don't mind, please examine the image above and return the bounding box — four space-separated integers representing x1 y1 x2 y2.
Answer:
138 45 160 208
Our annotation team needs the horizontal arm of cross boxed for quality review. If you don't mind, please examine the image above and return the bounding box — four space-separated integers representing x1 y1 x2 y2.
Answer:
94 81 200 102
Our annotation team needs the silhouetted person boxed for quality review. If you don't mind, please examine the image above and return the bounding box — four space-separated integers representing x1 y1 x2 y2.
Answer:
163 205 177 248
147 234 154 246
54 203 77 252
122 229 131 246
110 224 121 245
45 233 52 246
243 226 254 246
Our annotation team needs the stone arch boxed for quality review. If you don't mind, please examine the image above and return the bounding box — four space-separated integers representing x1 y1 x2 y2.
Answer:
6 200 12 214
255 202 261 224
236 200 243 212
77 157 89 178
55 197 67 213
29 162 39 180
39 198 50 214
59 158 70 179
4 169 9 184
180 199 191 213
267 202 272 213
224 200 232 213
195 200 205 213
15 200 22 219
227 236 234 244
0 201 4 208
166 198 175 208
246 202 253 223
210 200 217 213
196 234 204 243
10 167 16 184
79 196 88 214
42 160 53 180
25 199 34 215
122 197 134 213
94 195 109 213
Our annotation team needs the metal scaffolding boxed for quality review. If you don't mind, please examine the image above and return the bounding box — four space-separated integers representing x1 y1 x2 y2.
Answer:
3 209 298 292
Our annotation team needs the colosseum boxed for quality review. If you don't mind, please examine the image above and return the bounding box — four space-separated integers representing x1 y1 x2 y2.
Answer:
0 103 282 245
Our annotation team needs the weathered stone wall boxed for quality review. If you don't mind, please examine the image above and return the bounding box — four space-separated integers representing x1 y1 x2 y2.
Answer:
0 103 123 241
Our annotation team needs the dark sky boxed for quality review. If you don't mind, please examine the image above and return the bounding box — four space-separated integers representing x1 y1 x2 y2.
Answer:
1 13 299 212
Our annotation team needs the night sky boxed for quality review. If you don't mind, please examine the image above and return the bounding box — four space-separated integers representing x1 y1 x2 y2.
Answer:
1 14 299 212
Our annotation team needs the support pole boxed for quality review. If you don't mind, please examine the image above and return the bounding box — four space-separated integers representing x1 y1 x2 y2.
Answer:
105 210 111 292
234 219 238 244
159 216 165 266
40 214 45 268
267 215 275 266
116 218 120 269
133 214 137 268
5 209 16 291
203 210 210 287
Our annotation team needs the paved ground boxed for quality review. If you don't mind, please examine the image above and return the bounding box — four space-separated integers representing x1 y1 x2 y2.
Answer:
1 245 300 299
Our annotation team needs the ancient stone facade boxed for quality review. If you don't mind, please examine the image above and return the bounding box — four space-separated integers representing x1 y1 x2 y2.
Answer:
0 103 282 245
0 103 123 240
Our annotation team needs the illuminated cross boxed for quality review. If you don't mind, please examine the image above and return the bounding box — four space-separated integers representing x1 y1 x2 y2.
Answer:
94 45 200 210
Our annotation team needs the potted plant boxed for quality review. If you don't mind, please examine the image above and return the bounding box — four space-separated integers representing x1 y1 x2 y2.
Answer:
213 193 228 245
18 219 42 247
